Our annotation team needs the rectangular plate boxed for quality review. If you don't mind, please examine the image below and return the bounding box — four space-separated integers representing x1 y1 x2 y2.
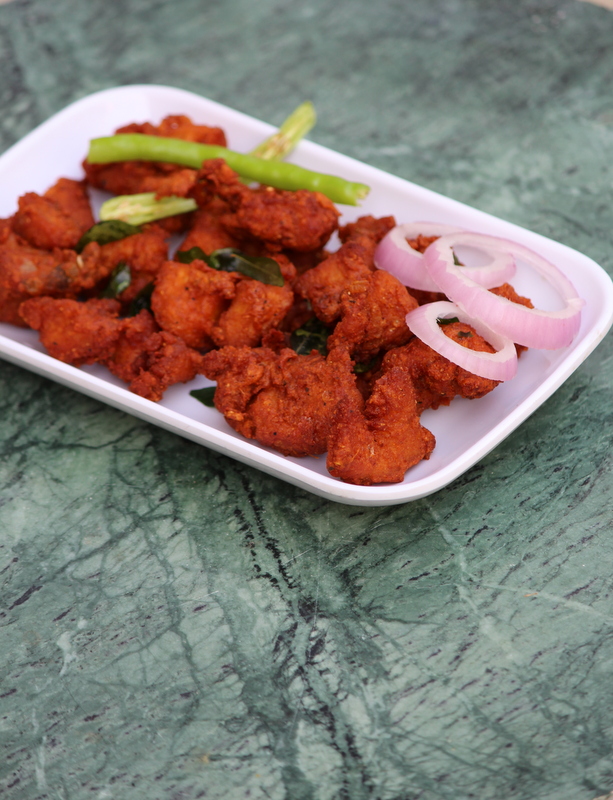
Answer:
1 84 612 506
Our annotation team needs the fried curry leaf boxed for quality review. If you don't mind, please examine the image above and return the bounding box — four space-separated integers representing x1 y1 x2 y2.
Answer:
76 220 142 253
190 386 217 407
174 246 284 287
209 248 284 286
99 261 131 298
354 357 378 374
290 317 330 356
437 316 459 326
128 282 154 316
175 246 208 264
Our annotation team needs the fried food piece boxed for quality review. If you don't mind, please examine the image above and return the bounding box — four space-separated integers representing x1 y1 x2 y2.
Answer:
127 330 205 402
12 179 95 251
180 197 243 255
0 238 109 326
201 345 363 457
190 160 339 252
104 309 159 384
326 365 435 485
381 321 500 412
338 214 396 255
19 297 122 365
211 278 295 349
294 240 374 324
19 296 203 401
327 269 418 362
150 259 238 350
97 226 169 307
83 115 227 197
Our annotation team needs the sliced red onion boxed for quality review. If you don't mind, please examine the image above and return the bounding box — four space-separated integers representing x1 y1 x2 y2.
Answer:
424 232 585 349
406 301 518 381
375 222 516 291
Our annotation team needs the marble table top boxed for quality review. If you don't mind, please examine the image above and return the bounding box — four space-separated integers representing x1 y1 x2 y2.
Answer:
1 1 612 798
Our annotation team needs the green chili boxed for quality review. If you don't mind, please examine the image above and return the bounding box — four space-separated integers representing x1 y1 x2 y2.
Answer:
250 101 316 160
100 192 197 226
87 134 370 206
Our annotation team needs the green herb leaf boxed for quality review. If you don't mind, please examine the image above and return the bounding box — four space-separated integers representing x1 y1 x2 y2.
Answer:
190 386 216 407
128 282 154 316
437 316 459 326
175 246 209 264
175 247 284 287
99 261 131 298
457 330 473 338
209 248 284 286
354 357 378 374
290 317 330 356
75 220 141 253
453 251 463 266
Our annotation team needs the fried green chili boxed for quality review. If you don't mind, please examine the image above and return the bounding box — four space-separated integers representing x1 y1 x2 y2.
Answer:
87 134 370 206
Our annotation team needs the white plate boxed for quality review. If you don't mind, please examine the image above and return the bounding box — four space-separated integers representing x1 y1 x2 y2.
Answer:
1 85 612 506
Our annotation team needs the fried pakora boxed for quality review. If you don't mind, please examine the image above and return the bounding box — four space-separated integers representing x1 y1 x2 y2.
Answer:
326 365 436 485
201 345 363 457
189 159 340 252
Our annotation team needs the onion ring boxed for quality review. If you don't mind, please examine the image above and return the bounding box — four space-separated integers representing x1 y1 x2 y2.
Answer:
424 233 585 349
375 222 516 291
406 301 518 381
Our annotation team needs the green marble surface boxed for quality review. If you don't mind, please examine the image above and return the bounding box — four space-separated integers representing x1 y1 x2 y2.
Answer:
1 1 613 798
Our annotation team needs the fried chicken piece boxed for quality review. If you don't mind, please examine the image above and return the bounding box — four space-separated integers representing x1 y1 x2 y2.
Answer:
0 238 109 326
19 296 203 401
83 115 227 197
12 179 95 251
293 240 374 324
201 345 363 457
326 364 435 485
327 269 418 362
189 160 339 252
127 330 205 402
104 309 159 383
150 259 238 350
97 225 169 307
381 321 500 412
19 297 122 365
338 214 396 256
180 197 243 255
211 278 295 349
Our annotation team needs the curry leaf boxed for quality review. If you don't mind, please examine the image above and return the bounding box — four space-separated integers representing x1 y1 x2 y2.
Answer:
99 261 131 298
209 248 284 286
76 220 141 253
128 282 154 316
290 317 330 356
175 246 209 264
190 386 216 407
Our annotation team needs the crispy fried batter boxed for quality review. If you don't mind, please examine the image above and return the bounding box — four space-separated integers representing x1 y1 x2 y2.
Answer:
19 296 203 401
381 321 500 412
127 330 204 402
327 269 418 361
12 179 95 251
201 345 363 457
190 160 339 252
19 297 122 365
211 278 295 349
150 259 238 350
0 238 111 326
338 214 396 254
179 197 243 255
294 240 374 324
326 364 435 485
